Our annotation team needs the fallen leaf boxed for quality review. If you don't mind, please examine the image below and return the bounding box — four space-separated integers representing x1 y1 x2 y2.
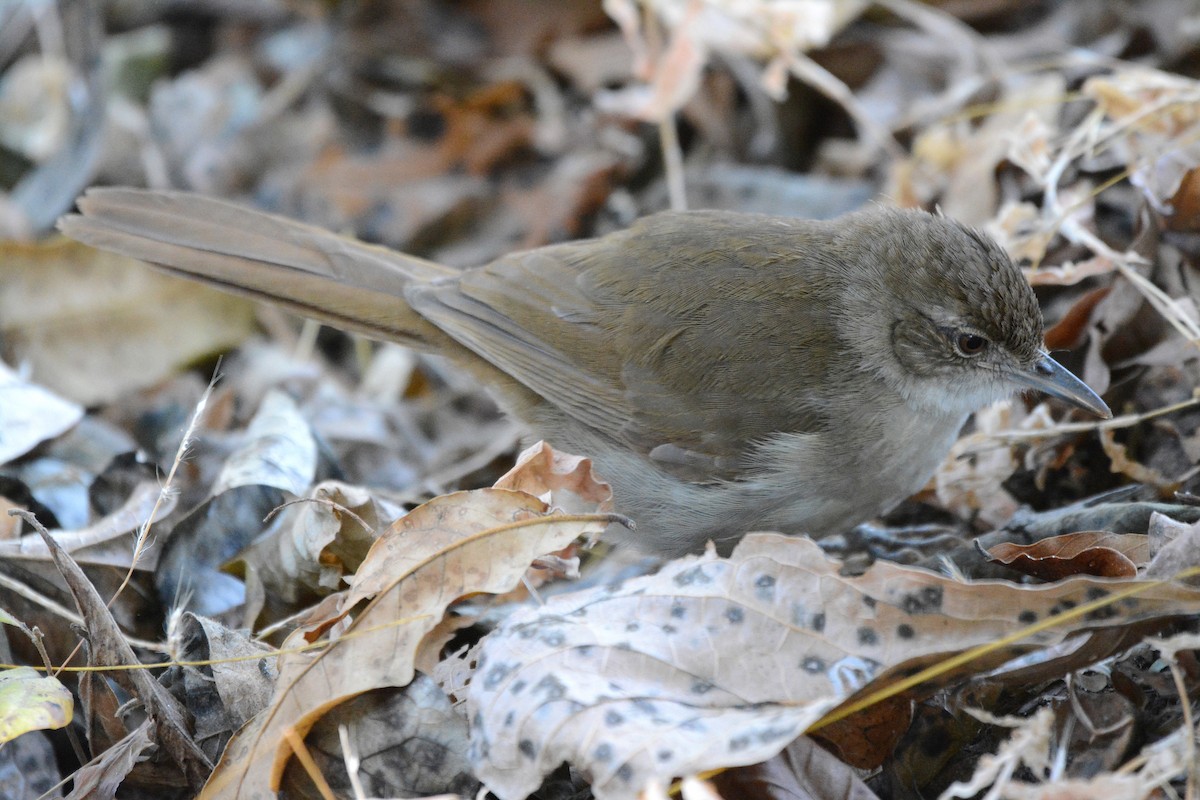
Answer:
168 614 278 763
64 723 154 800
211 389 316 497
711 735 880 800
468 533 1200 800
495 441 613 515
1044 286 1112 351
0 667 73 743
0 239 255 405
279 674 479 799
199 488 610 799
0 481 173 570
1146 512 1200 579
0 360 83 466
988 532 1147 581
239 481 402 616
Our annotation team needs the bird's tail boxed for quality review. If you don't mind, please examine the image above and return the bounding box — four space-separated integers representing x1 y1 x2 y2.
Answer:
58 188 460 351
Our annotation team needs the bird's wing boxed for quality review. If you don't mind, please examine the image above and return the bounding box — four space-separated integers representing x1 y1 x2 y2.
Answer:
408 211 842 480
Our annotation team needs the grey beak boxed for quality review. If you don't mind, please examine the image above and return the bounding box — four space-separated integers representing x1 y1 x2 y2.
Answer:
1016 353 1111 418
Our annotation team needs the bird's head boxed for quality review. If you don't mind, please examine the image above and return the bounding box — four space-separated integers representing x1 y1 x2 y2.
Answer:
832 208 1110 420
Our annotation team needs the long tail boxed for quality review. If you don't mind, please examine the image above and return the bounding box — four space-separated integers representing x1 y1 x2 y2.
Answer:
58 188 460 351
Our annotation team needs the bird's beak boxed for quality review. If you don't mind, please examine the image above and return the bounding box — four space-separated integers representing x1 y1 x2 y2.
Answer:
1015 352 1111 418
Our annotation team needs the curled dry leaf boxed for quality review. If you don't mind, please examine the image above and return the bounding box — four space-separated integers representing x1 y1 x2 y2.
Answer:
599 0 867 120
239 480 402 611
1146 513 1200 579
198 488 610 799
496 441 613 515
1023 256 1115 287
987 532 1148 581
468 534 1200 800
211 389 316 497
65 722 155 800
894 74 1066 225
0 481 173 570
168 613 278 763
1043 287 1112 351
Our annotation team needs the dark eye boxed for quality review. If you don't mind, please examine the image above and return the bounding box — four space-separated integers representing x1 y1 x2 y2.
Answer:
955 332 988 356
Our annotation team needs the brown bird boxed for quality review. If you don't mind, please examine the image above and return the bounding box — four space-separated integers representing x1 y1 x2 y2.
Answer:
60 189 1109 557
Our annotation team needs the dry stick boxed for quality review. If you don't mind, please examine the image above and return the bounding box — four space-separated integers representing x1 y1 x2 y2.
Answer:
785 51 904 162
877 0 1002 79
284 727 338 800
983 394 1200 443
660 116 687 211
1167 657 1197 799
262 497 373 532
0 571 165 652
338 725 368 800
640 1 687 211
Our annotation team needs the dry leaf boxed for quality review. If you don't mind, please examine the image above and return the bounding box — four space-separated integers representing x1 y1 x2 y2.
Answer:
0 55 72 162
279 674 479 799
0 360 82 465
0 667 73 743
1043 287 1112 351
987 532 1148 581
0 481 173 570
168 614 278 763
64 723 154 800
240 481 400 611
0 239 254 405
211 389 316 497
711 735 880 800
1021 256 1116 287
1083 68 1200 211
495 441 613 515
468 534 1200 800
598 0 867 119
199 488 609 799
34 523 213 788
1146 512 1200 579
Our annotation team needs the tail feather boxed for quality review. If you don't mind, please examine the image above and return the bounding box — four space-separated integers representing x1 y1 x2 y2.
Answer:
58 188 458 349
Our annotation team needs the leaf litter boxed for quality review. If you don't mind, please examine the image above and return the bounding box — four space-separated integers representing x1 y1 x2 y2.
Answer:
2 1 1200 799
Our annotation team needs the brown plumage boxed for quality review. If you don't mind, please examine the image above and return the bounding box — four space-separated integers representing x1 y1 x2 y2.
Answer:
60 189 1107 557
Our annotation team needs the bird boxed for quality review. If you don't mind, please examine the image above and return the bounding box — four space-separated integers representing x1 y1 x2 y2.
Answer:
59 189 1110 558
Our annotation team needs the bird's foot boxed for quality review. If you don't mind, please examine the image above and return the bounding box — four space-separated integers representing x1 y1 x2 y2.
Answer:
819 522 967 575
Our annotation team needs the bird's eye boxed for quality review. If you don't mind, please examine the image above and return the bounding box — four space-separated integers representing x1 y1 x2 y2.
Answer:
955 332 988 356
